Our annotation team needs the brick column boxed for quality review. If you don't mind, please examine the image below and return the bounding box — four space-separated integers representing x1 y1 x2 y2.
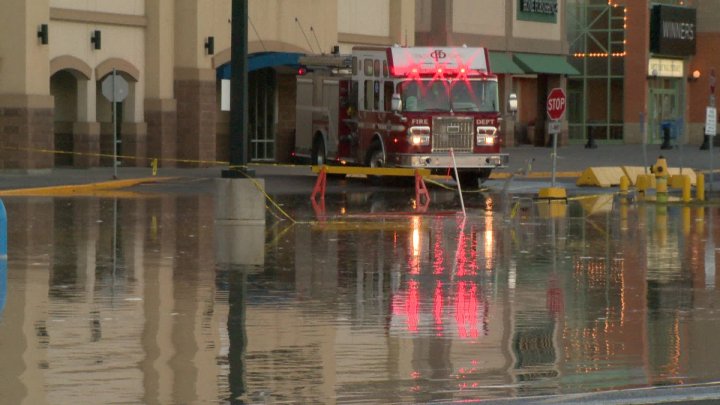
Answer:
72 122 100 168
146 99 177 167
0 95 54 170
175 68 217 167
121 122 148 167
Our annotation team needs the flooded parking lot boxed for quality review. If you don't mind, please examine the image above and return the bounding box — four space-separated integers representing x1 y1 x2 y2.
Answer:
1 182 720 404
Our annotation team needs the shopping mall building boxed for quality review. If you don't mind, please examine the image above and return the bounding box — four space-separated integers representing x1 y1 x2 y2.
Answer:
0 0 713 169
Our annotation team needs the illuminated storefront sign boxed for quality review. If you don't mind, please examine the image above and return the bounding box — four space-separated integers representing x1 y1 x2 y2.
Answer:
517 0 558 23
650 5 696 56
648 58 684 78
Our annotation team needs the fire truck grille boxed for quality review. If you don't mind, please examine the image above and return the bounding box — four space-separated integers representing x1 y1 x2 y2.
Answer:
431 117 474 152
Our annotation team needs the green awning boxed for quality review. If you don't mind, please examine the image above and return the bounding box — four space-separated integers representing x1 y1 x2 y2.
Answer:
513 53 580 75
489 52 525 74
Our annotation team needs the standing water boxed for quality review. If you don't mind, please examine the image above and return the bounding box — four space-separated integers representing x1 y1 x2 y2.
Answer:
0 190 719 404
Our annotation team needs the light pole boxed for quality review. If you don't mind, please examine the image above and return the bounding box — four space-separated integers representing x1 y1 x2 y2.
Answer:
223 0 253 178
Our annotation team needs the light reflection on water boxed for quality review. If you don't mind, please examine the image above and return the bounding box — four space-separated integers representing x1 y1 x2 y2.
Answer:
0 192 719 404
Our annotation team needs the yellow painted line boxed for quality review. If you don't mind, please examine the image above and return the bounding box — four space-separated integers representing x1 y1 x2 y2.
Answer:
490 171 581 179
0 177 176 196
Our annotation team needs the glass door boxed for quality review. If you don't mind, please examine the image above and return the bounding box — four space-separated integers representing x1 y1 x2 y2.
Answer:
648 79 680 144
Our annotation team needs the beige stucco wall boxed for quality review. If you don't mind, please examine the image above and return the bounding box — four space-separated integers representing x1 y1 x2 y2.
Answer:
453 0 505 35
145 0 174 100
49 20 145 121
415 0 432 32
0 0 51 94
512 1 562 41
49 22 145 76
248 0 337 55
338 0 390 37
174 0 215 70
50 0 146 15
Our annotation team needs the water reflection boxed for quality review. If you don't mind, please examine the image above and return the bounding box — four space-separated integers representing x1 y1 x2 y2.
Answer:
0 192 719 403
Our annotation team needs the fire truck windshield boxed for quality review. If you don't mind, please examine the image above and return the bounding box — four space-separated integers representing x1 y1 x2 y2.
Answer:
399 80 498 113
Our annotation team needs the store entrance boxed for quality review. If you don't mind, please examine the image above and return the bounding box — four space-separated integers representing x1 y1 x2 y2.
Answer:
648 79 681 145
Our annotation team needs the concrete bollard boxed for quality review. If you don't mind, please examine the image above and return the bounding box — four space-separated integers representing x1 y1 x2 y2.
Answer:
215 178 266 266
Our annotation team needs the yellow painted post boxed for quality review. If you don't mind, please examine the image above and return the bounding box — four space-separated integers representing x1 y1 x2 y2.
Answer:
657 204 668 246
636 174 648 195
682 175 691 203
656 176 668 203
697 173 705 201
619 175 629 195
152 158 158 176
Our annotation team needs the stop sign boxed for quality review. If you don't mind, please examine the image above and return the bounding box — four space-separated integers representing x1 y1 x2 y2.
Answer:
546 87 566 121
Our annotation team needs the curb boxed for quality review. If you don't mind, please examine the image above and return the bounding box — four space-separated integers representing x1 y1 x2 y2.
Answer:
0 177 176 196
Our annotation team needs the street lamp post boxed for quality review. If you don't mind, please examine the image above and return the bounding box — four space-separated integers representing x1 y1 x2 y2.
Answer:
223 0 253 178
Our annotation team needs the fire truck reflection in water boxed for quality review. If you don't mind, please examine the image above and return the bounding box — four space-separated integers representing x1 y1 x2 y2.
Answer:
389 214 496 338
295 46 515 189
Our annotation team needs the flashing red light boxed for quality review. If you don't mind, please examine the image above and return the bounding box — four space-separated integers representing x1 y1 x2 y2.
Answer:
298 67 307 76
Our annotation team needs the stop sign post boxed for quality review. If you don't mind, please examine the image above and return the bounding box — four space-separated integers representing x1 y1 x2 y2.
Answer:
101 69 128 179
546 87 566 193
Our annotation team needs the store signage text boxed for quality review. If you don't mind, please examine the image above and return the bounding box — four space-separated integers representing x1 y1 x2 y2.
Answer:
648 58 684 78
517 0 557 23
650 5 696 56
662 21 695 41
520 0 558 15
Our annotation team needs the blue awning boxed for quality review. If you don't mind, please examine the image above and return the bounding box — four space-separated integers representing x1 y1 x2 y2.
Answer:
217 52 303 79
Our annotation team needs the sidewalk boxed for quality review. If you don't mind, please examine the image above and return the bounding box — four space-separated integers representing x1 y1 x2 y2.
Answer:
0 143 718 192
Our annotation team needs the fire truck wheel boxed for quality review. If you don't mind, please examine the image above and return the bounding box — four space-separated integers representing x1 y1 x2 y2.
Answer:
312 138 326 166
367 145 385 185
368 148 385 168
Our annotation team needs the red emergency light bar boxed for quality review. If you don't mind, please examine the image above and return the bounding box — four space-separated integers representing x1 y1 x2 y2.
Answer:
388 46 490 78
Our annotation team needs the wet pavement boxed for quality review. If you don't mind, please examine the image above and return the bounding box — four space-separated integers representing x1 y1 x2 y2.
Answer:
0 173 720 404
1 144 720 404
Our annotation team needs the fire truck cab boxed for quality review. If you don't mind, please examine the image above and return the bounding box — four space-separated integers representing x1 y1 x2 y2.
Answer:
295 45 511 188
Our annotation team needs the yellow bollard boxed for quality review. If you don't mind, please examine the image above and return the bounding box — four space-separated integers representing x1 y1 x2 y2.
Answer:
682 175 691 203
697 173 705 201
619 175 629 195
656 176 668 203
636 174 649 194
152 158 158 176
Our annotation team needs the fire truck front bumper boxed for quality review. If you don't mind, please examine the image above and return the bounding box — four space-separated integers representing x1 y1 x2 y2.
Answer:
395 153 509 169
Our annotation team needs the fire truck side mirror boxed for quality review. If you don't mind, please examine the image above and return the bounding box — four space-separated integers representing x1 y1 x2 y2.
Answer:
391 93 402 112
507 93 518 114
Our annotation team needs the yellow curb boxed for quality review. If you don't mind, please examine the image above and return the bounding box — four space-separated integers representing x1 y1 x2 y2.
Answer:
0 177 176 196
490 171 581 179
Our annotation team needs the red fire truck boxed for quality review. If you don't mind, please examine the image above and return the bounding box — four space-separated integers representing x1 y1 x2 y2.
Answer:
295 45 511 188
